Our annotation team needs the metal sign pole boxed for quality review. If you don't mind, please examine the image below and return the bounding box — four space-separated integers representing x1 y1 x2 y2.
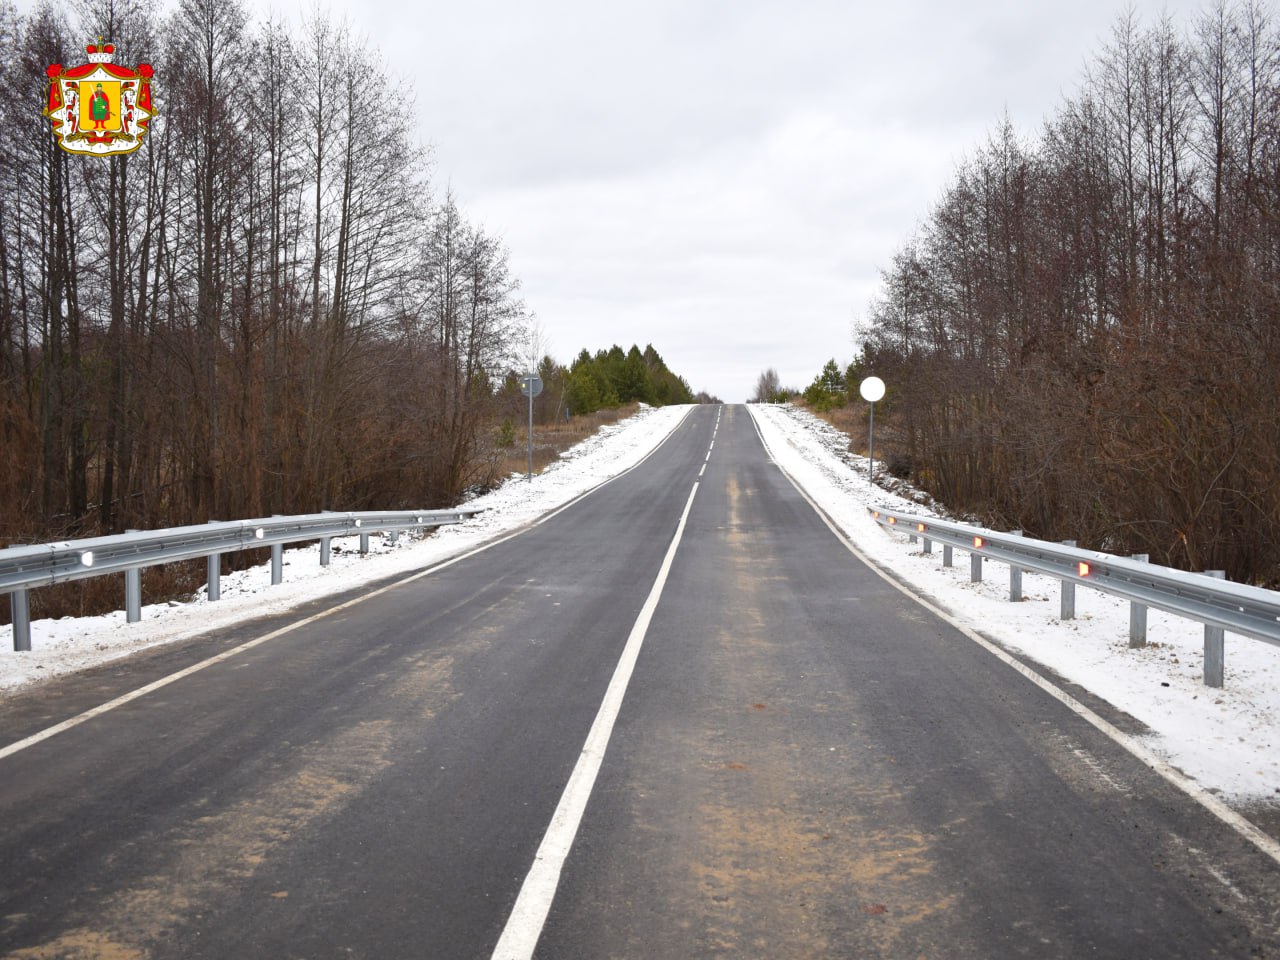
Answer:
868 400 875 481
859 376 886 484
520 373 543 482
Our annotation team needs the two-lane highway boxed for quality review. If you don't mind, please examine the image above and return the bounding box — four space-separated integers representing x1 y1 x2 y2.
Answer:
1 405 1277 959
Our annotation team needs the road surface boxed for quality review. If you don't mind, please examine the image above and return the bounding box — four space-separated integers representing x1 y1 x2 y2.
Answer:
1 405 1277 959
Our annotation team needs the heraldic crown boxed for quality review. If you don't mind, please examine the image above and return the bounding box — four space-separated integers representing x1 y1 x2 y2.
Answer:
86 39 116 62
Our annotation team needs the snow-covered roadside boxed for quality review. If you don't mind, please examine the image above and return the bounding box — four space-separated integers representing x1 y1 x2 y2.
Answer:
0 404 692 693
748 402 1280 806
4 399 1276 807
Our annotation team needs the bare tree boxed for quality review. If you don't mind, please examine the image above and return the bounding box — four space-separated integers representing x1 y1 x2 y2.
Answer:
0 0 531 583
861 2 1280 582
752 368 780 403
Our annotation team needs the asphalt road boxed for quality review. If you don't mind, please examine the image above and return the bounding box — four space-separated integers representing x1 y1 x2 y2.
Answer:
0 404 1277 959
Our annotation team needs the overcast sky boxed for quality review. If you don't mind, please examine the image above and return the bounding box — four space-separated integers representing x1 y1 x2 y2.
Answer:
168 1 1220 399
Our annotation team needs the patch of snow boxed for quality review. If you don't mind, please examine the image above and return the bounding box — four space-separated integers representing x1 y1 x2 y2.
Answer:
748 402 1280 806
3 400 1277 809
0 404 691 694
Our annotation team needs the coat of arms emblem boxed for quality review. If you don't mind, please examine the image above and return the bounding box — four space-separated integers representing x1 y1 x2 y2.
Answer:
45 38 155 157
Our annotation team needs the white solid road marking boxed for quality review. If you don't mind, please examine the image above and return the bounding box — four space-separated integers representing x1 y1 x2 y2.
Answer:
490 481 701 960
0 407 703 763
749 411 1280 871
0 534 519 763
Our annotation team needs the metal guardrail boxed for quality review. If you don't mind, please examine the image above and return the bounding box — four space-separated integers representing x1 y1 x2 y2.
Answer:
868 507 1280 688
1 509 483 652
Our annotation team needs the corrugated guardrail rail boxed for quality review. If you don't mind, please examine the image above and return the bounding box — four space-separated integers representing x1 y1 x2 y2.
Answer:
1 509 483 652
868 507 1280 689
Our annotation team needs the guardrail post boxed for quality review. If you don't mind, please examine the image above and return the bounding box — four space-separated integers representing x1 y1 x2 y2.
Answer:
921 536 932 555
942 544 952 567
320 537 331 566
1009 531 1022 601
271 543 283 585
11 589 31 651
1128 554 1149 647
204 520 221 602
389 530 400 546
125 569 142 622
207 553 221 601
360 532 370 555
124 530 142 623
1204 570 1226 687
970 552 982 582
1060 541 1076 620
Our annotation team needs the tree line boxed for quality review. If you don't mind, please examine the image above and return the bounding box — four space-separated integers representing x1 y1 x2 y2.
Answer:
556 344 699 415
853 2 1280 583
0 0 533 546
492 343 702 436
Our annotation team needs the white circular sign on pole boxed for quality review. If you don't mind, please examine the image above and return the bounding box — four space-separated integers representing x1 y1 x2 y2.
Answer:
859 376 885 482
859 376 885 403
521 375 544 398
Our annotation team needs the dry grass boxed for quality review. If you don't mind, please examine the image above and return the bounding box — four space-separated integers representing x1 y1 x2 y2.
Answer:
813 404 868 455
486 404 639 480
3 407 649 626
804 401 908 472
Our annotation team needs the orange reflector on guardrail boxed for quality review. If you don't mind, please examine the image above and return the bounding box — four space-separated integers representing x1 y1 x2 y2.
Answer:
1078 561 1090 577
973 536 984 548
